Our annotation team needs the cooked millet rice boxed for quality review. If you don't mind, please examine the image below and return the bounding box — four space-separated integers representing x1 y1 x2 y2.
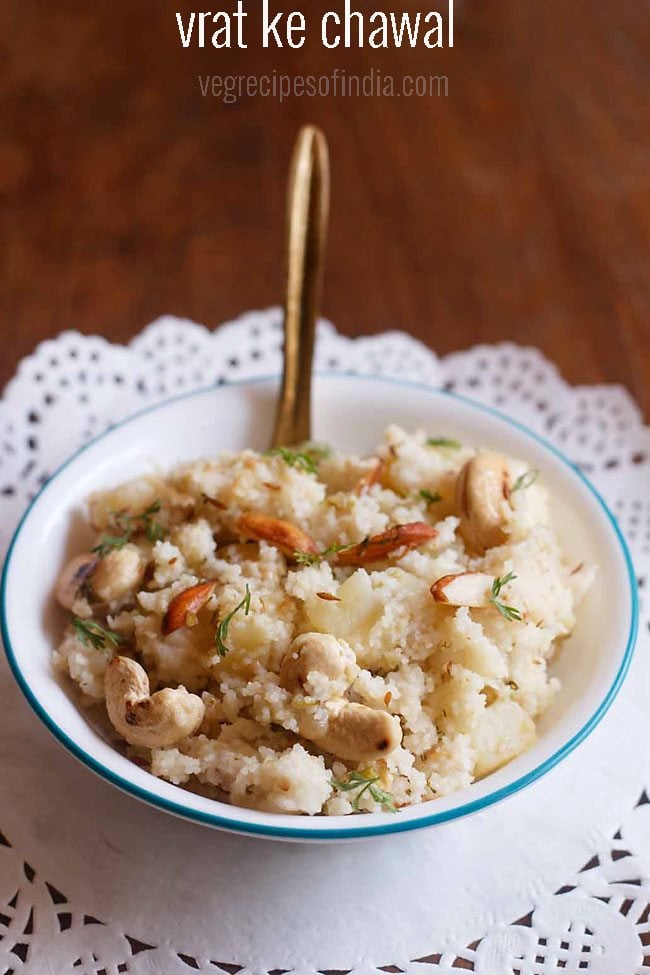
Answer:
53 426 594 815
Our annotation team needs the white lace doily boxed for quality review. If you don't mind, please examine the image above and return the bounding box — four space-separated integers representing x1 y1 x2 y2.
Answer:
1 311 649 974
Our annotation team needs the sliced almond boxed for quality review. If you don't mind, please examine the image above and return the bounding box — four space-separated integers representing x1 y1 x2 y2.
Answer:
162 581 217 635
431 572 495 607
354 459 385 496
235 512 318 559
336 522 437 566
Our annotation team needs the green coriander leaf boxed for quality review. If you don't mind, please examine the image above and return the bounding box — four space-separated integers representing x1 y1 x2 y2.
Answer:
426 437 462 449
297 441 332 463
294 550 321 566
144 518 165 543
419 489 442 505
91 533 132 557
72 616 125 652
331 777 361 792
368 782 397 812
130 499 165 543
332 772 396 812
267 447 318 475
139 500 162 517
327 541 355 556
342 772 371 786
488 574 522 622
267 442 331 474
492 602 523 622
512 469 539 493
215 584 251 657
94 499 167 555
293 543 349 566
491 572 517 598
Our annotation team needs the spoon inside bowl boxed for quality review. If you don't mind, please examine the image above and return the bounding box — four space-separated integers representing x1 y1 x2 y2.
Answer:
271 125 330 448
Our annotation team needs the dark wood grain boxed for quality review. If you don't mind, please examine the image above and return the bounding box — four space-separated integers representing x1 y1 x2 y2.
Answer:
1 1 648 413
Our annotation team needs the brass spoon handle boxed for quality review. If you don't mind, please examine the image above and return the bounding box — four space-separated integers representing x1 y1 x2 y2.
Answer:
271 125 330 448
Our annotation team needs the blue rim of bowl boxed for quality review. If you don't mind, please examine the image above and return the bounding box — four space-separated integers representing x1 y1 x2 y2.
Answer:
0 373 639 840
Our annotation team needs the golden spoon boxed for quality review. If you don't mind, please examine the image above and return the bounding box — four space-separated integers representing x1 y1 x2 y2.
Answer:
271 125 330 448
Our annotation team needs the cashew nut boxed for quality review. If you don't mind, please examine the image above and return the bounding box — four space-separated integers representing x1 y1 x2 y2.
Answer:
279 632 350 692
305 702 402 763
456 452 511 554
91 544 146 604
105 656 205 748
279 633 402 762
55 552 98 609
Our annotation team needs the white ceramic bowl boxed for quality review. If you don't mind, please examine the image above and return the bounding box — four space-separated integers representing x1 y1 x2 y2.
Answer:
1 375 638 841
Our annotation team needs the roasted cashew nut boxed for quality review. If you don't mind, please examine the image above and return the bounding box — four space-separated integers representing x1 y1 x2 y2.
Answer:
91 544 147 604
55 553 98 609
279 633 402 762
55 544 146 610
456 452 511 554
304 701 402 763
105 656 205 748
278 632 350 692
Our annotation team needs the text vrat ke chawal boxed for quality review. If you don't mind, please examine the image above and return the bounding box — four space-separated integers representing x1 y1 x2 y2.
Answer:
176 0 454 50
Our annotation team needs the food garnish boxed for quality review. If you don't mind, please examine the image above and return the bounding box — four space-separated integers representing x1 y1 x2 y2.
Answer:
297 524 437 567
431 571 494 607
71 616 126 652
512 469 540 493
355 459 385 495
266 442 331 475
55 553 99 609
332 771 396 812
93 500 166 556
53 425 589 816
162 581 217 635
294 543 346 566
214 584 251 657
427 437 462 449
236 513 318 559
488 573 522 622
419 489 442 505
335 523 437 566
105 656 204 748
456 452 510 554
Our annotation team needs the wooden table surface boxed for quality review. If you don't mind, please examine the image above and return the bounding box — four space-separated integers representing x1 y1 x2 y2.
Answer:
2 1 649 414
